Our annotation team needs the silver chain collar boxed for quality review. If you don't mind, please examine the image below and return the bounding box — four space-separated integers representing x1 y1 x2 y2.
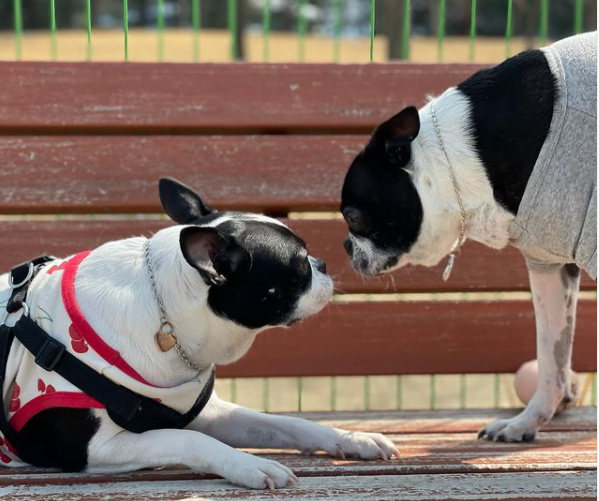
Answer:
144 239 202 373
430 100 467 281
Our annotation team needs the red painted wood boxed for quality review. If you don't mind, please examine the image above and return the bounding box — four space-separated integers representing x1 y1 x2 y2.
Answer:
0 63 486 133
0 136 364 214
0 220 595 293
220 299 597 377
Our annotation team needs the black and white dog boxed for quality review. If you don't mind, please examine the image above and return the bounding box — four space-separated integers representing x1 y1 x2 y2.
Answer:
341 32 596 442
0 178 397 488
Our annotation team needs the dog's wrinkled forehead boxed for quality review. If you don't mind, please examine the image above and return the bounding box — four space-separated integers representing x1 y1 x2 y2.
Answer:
210 214 309 267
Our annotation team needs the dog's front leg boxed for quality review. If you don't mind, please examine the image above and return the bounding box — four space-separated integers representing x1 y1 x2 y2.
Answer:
479 263 580 442
87 410 297 489
192 394 399 459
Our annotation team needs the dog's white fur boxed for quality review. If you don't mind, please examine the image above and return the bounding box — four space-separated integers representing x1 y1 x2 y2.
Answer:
358 88 579 441
8 215 398 489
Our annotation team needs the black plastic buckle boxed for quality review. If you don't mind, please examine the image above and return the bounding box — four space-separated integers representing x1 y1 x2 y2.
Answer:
35 338 66 371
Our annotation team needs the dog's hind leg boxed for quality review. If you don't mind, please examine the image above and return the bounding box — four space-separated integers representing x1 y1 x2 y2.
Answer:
478 262 580 442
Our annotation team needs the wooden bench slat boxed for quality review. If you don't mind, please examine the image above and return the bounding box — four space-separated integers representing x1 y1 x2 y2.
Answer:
221 299 596 377
1 471 595 500
1 135 364 214
0 63 485 133
1 220 595 293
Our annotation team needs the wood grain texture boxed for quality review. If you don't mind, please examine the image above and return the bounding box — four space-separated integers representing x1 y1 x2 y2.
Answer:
0 135 365 214
1 408 594 500
0 63 485 133
0 220 595 293
219 299 596 377
1 472 595 500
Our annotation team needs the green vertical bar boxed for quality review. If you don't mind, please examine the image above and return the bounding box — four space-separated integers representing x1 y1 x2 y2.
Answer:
505 0 513 58
430 375 436 410
86 0 92 61
298 0 307 62
50 0 57 60
13 0 22 60
437 0 446 62
396 376 403 410
262 378 269 411
493 374 500 407
157 0 165 61
333 0 342 62
591 373 597 405
574 0 583 35
192 0 200 62
297 377 303 412
230 379 237 403
262 0 271 61
539 0 549 45
401 0 410 60
123 0 129 61
330 376 337 411
364 376 371 411
369 0 375 62
459 374 467 409
228 0 237 61
469 0 476 62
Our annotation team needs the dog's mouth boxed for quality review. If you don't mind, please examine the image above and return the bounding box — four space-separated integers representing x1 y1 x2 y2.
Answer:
352 255 400 277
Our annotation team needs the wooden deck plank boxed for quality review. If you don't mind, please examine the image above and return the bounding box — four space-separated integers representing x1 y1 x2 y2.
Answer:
2 433 595 484
1 220 595 293
284 408 597 434
0 63 485 133
1 471 595 500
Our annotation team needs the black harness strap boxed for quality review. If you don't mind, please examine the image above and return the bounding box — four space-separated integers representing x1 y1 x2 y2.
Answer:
0 256 215 465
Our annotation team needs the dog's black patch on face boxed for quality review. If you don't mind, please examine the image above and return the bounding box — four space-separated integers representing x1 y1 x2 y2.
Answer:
19 408 100 471
206 218 313 329
457 49 556 214
341 107 423 259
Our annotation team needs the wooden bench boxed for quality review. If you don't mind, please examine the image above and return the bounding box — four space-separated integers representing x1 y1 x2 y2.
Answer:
0 62 596 500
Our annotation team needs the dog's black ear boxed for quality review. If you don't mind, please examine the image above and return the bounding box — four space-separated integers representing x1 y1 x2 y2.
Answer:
159 177 215 224
179 226 251 286
373 107 420 167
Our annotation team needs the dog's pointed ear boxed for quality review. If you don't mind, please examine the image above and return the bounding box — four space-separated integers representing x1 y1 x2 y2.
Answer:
372 106 420 167
179 226 250 286
159 177 215 224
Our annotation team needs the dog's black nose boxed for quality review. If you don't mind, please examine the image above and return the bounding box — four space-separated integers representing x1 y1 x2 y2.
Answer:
343 237 353 257
314 258 327 274
343 207 370 234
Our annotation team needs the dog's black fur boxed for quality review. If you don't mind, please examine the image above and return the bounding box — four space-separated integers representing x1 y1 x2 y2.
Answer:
458 50 556 214
341 107 424 263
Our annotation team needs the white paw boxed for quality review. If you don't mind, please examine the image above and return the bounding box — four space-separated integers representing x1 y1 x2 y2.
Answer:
220 452 298 490
314 430 399 460
479 389 571 443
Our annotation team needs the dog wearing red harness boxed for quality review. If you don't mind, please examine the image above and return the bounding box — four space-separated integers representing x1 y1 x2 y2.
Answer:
0 177 398 489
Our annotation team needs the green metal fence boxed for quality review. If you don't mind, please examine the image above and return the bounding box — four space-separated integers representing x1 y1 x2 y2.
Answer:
4 0 593 63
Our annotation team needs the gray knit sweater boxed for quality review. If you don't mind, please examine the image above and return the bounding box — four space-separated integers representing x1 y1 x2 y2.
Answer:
508 32 597 278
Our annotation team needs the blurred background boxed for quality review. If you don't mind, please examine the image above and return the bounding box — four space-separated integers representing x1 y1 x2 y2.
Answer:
0 0 596 62
0 0 595 412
